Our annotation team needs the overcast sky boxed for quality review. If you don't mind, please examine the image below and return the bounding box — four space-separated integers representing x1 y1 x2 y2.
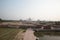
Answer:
0 0 60 21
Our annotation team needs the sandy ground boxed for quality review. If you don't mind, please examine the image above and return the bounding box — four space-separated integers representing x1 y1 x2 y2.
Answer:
23 28 36 40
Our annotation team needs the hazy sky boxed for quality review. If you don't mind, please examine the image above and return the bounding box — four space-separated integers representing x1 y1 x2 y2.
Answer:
0 0 60 21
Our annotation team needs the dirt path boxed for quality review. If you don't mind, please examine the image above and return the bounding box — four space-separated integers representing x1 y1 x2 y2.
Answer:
13 31 24 40
23 28 36 40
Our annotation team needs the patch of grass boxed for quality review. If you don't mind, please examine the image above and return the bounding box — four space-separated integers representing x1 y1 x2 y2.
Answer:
34 31 60 37
0 28 24 40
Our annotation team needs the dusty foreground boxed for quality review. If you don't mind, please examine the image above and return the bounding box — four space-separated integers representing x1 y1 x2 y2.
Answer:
23 29 36 40
13 30 24 40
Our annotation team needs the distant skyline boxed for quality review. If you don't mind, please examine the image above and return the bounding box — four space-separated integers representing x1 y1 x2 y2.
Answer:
0 0 60 21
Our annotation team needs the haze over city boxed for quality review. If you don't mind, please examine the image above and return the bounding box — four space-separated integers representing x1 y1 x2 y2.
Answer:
0 0 60 21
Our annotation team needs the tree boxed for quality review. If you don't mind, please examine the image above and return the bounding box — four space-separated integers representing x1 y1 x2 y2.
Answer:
0 18 2 22
54 21 60 25
34 31 44 40
19 19 23 22
27 18 32 21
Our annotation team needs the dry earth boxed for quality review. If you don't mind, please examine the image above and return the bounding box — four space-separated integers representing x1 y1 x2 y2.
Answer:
13 31 24 40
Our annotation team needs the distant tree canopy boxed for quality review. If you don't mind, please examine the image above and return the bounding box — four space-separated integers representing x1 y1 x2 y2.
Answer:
0 18 16 22
19 19 23 21
54 21 60 25
0 18 2 22
27 18 32 21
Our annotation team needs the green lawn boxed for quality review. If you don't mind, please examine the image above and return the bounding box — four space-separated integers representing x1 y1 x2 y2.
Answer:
0 28 24 40
34 31 60 37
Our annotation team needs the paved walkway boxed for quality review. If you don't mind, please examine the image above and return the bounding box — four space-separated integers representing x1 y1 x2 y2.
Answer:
23 28 36 40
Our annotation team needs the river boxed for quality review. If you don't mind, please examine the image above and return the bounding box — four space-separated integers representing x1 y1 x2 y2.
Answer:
39 35 60 40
